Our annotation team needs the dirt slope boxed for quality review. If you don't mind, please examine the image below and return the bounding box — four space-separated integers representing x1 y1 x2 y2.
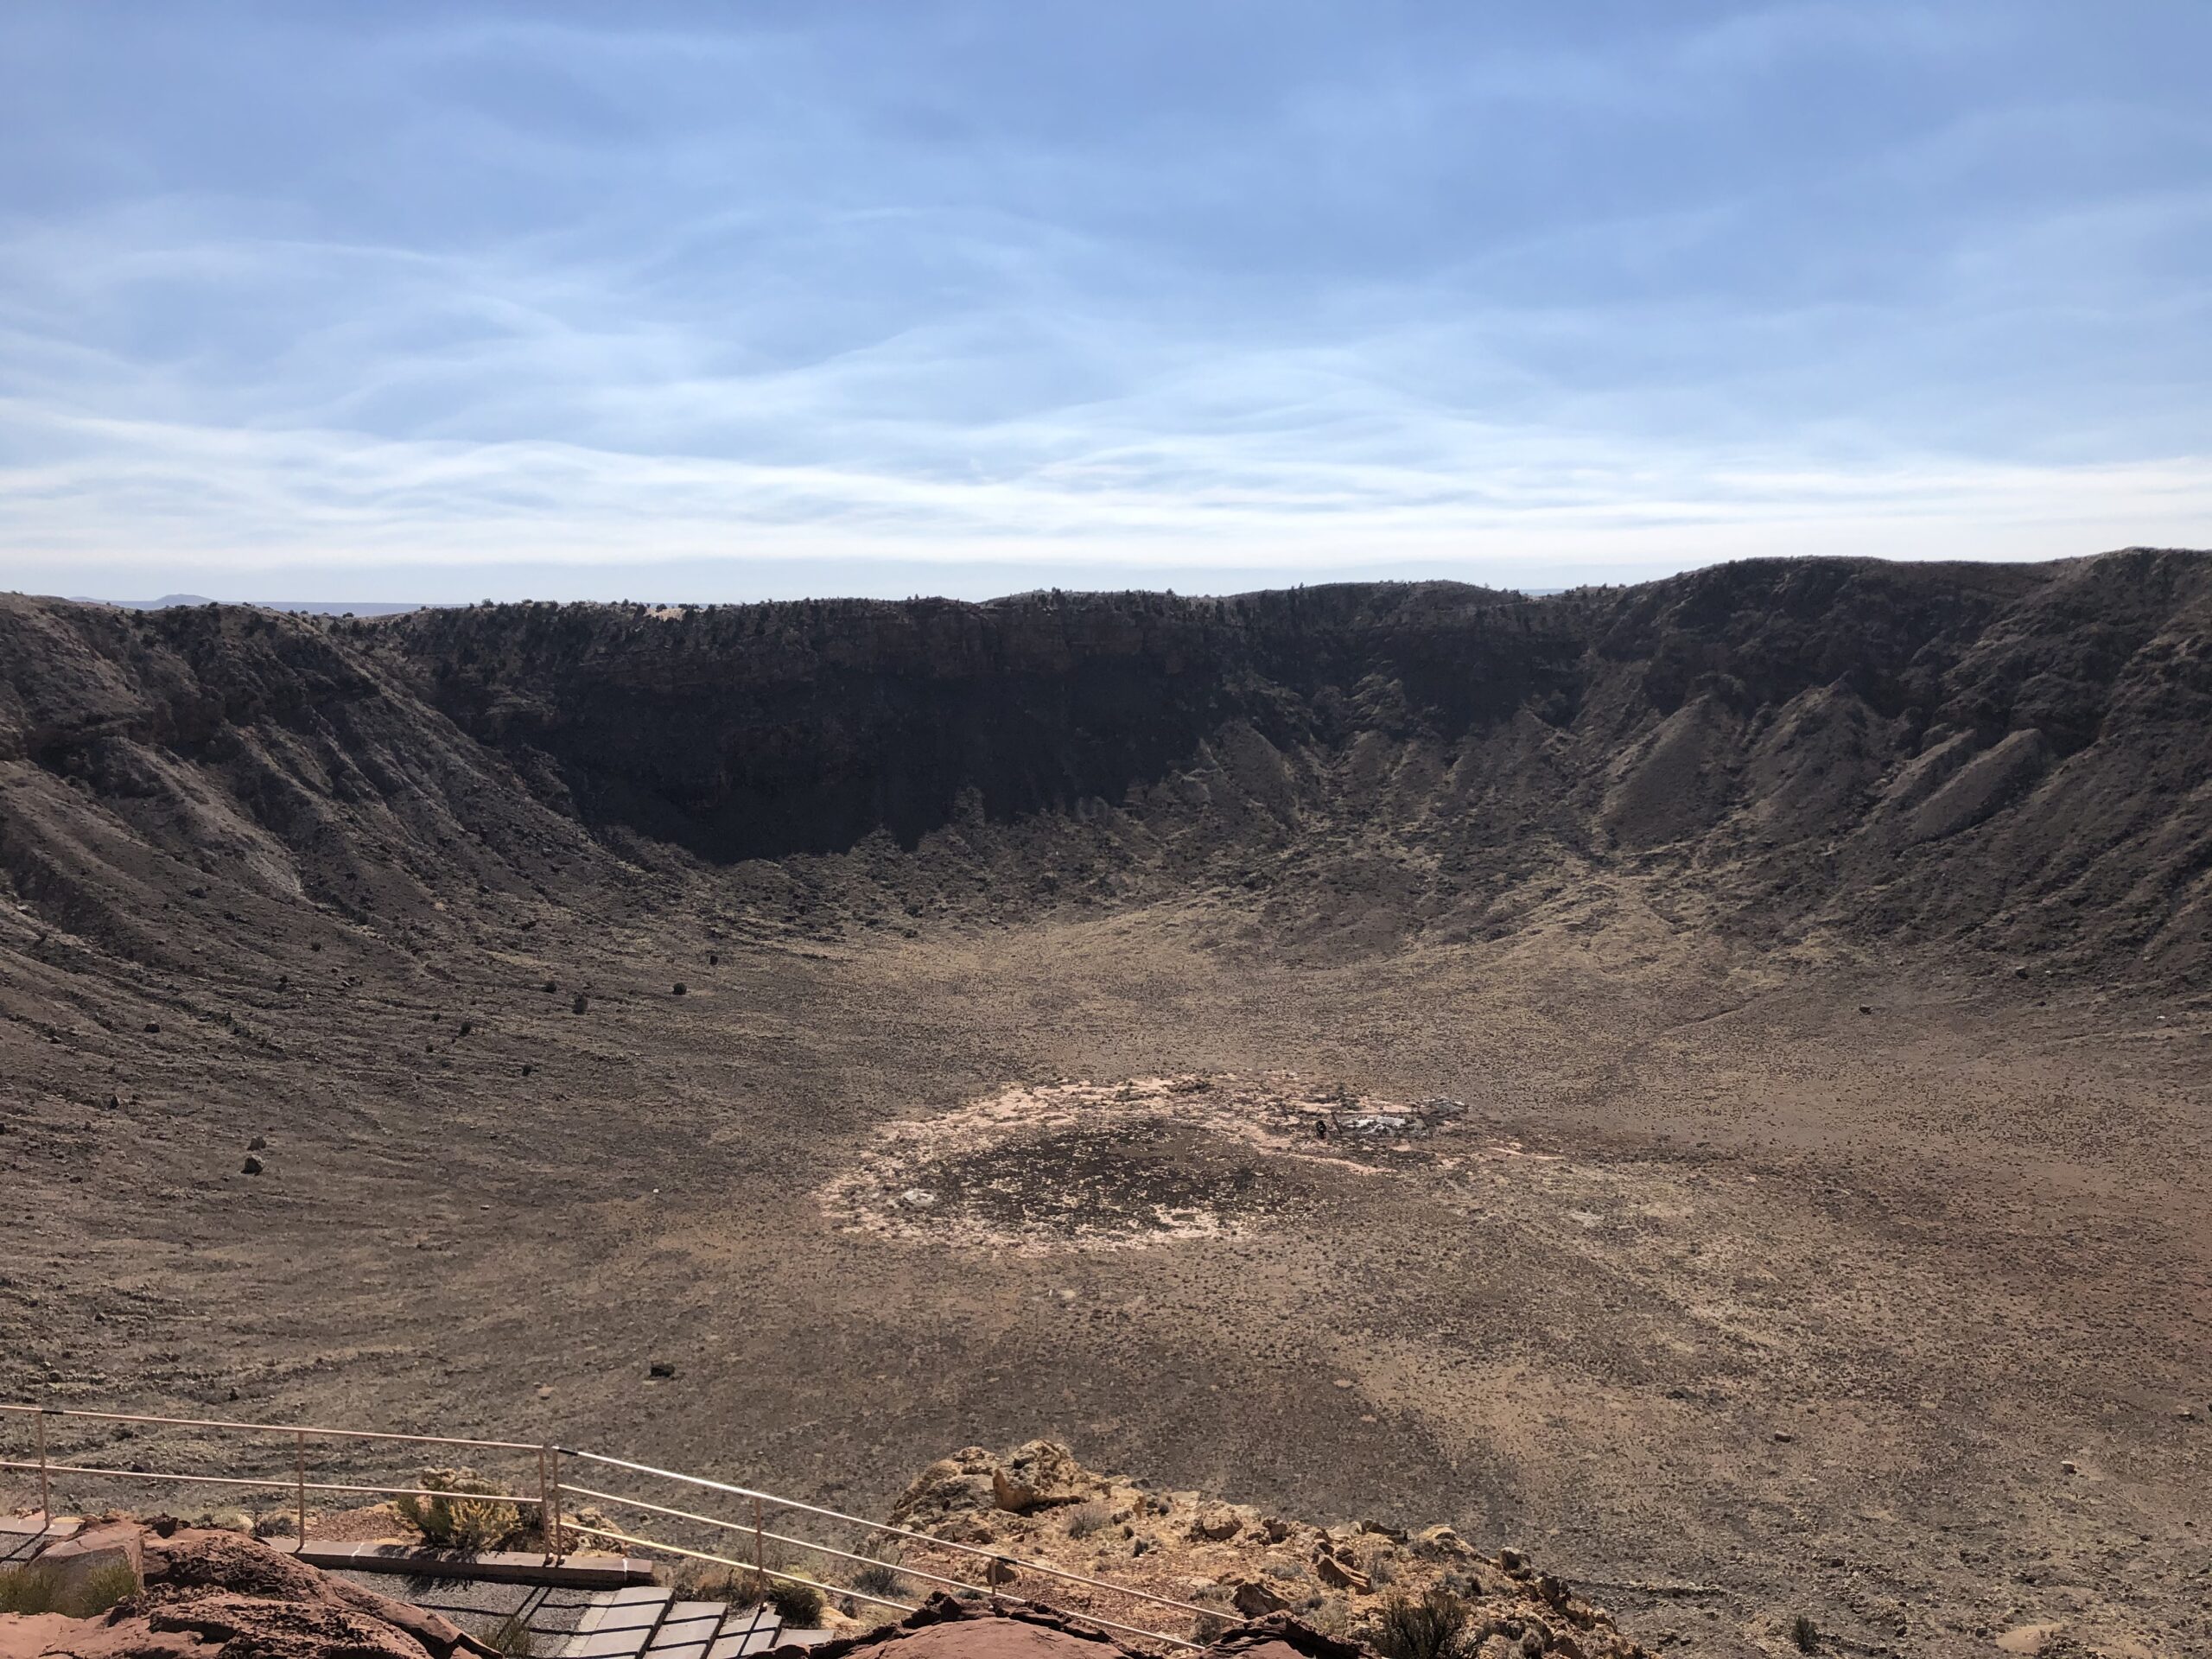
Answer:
2 551 2209 1658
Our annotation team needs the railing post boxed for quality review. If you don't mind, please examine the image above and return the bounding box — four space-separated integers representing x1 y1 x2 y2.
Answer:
295 1430 308 1547
35 1409 50 1524
538 1446 558 1559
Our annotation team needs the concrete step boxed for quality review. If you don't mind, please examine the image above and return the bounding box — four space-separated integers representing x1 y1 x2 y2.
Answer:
561 1586 677 1659
0 1516 79 1567
704 1605 782 1659
296 1541 655 1588
643 1600 727 1659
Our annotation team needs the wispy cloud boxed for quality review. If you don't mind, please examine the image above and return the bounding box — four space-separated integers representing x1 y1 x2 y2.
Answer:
0 3 2206 599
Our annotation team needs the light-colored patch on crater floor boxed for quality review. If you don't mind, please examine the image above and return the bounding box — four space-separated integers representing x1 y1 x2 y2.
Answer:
818 1073 1477 1254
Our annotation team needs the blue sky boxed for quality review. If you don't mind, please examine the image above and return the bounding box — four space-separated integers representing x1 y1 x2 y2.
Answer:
3 2 2209 601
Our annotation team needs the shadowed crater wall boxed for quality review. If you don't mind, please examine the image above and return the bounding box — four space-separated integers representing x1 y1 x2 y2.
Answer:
3 549 2209 979
385 582 1586 861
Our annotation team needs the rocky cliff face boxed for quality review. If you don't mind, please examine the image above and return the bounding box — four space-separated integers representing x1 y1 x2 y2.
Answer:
377 582 1583 862
3 550 2208 979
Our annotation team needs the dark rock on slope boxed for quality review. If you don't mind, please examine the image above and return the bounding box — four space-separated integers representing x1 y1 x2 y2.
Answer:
2 549 2208 982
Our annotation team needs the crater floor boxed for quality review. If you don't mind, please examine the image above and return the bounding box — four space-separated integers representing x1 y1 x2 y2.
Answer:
6 889 2206 1658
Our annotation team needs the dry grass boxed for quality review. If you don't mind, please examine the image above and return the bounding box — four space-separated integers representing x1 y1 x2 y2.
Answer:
0 1561 140 1619
1062 1501 1112 1540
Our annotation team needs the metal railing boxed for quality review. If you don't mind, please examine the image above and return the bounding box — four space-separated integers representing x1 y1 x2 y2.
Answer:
0 1405 560 1550
555 1448 1211 1649
0 1404 1211 1651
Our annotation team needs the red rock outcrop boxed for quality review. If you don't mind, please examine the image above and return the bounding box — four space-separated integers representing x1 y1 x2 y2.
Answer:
0 1522 494 1659
777 1592 1364 1659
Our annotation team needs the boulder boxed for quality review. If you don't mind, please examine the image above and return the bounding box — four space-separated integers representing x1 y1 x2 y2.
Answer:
1190 1506 1244 1543
1199 1614 1370 1657
769 1592 1127 1658
326 1580 484 1659
0 1522 502 1659
1311 1553 1370 1594
137 1530 488 1659
779 1593 1364 1659
889 1451 1001 1530
988 1443 1104 1514
139 1592 429 1659
139 1528 326 1604
27 1524 143 1611
1413 1526 1471 1561
1229 1581 1292 1618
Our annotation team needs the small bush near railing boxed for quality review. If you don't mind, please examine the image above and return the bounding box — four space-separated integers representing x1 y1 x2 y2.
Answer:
487 1611 536 1657
848 1557 906 1600
678 1561 760 1601
680 1560 823 1624
0 1561 140 1619
691 1567 829 1627
762 1575 827 1627
392 1466 523 1550
1362 1586 1475 1659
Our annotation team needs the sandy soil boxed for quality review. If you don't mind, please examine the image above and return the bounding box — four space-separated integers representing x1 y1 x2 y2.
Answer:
4 876 2207 1657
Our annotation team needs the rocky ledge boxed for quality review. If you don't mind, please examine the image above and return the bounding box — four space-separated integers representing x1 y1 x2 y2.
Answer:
886 1442 1650 1658
0 1521 495 1659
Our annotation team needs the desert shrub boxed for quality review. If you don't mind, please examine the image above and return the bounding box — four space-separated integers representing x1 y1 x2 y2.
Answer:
1308 1598 1350 1638
393 1466 521 1550
0 1560 139 1618
848 1558 906 1600
683 1562 759 1602
763 1575 826 1626
1063 1501 1111 1540
1365 1586 1474 1659
671 1566 718 1599
688 1563 823 1626
1791 1613 1821 1652
488 1612 536 1658
1192 1613 1230 1644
